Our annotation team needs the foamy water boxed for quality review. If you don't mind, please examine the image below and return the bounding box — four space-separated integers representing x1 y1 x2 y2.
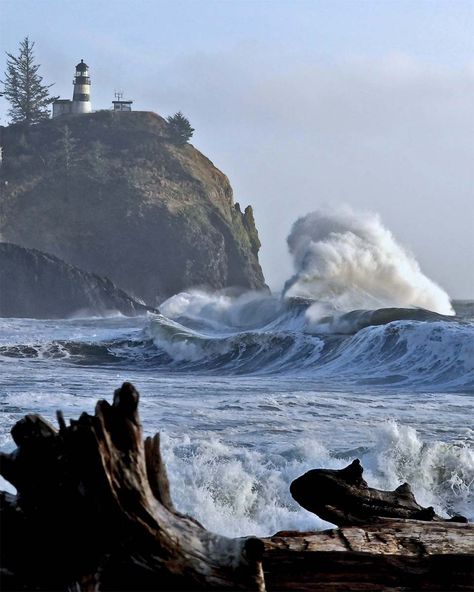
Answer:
0 302 472 535
1 209 472 535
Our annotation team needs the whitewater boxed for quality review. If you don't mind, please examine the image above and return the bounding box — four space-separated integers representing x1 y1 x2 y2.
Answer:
0 208 473 536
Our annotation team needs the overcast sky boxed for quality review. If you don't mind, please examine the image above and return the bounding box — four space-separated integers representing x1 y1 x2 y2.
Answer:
1 0 473 297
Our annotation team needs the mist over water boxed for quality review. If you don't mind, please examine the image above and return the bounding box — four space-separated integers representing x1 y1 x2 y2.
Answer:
284 207 454 316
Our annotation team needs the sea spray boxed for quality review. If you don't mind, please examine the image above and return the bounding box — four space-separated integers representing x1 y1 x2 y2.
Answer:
284 206 454 316
161 421 473 537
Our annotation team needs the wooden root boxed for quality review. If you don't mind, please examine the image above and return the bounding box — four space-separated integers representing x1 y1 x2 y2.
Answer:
0 382 265 592
290 458 468 527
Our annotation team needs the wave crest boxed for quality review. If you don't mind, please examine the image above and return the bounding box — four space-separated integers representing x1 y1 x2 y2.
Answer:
284 207 454 315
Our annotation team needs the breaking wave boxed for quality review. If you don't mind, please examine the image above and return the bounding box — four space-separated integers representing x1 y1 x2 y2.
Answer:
146 295 473 390
1 208 470 391
163 419 473 537
284 206 454 316
3 295 471 392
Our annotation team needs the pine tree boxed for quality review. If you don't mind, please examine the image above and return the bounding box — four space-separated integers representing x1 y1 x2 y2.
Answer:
2 37 55 125
166 111 195 145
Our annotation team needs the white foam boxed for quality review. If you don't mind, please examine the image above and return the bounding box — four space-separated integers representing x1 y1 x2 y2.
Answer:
284 206 454 316
161 421 473 537
160 290 281 331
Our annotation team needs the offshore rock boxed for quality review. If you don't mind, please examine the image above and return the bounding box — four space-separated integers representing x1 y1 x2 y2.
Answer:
0 242 150 318
0 112 266 306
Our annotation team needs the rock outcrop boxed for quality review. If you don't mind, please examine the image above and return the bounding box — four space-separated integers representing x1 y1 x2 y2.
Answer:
0 243 150 318
0 111 266 306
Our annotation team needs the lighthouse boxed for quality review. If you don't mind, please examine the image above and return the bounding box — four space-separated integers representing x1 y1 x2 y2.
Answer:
52 59 92 117
72 59 91 114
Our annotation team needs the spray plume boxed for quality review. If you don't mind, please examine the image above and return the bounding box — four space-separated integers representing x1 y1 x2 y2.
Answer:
283 207 454 316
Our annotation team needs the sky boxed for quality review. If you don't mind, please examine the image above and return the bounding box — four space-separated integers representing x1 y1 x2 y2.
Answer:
1 0 473 297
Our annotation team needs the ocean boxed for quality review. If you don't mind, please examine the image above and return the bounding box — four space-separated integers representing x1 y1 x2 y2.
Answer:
1 294 473 537
1 208 473 536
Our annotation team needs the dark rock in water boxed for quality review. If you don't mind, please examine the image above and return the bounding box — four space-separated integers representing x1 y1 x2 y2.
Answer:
0 112 266 306
0 243 151 318
290 459 467 526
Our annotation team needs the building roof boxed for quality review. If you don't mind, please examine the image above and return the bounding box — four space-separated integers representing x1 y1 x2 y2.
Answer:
53 99 72 104
112 100 133 104
76 59 88 71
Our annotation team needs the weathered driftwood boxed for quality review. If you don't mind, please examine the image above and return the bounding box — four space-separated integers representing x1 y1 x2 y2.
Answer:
1 384 472 592
290 459 468 527
0 382 265 592
263 520 474 591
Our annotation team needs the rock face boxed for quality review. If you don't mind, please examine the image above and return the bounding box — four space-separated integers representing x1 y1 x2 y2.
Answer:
0 243 150 318
0 112 266 306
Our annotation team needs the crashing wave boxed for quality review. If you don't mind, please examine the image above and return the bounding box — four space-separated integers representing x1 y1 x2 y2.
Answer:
283 206 454 316
161 420 473 537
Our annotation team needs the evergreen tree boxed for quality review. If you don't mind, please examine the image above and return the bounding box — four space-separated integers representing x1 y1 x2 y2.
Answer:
2 37 55 125
166 111 194 145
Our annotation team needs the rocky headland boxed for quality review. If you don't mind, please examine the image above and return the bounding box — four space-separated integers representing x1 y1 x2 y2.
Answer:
0 242 150 318
0 111 266 310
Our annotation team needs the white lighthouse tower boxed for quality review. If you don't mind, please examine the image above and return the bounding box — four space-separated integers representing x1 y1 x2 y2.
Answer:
72 59 91 114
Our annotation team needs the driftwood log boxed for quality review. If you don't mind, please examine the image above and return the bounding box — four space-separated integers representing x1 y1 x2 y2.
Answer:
1 382 472 591
264 521 474 591
0 382 265 591
290 458 468 526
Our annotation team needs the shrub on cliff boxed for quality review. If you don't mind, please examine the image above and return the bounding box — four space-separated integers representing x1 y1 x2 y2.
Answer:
166 111 194 145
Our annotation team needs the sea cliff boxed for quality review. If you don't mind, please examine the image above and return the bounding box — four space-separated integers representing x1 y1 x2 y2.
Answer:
0 111 266 306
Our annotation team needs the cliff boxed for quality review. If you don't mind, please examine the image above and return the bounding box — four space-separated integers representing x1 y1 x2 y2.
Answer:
0 111 266 306
0 243 150 318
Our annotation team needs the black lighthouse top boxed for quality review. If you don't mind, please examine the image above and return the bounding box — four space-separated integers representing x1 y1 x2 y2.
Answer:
76 59 88 72
74 59 90 87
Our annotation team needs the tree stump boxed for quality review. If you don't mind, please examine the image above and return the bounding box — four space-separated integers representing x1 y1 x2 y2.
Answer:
0 382 265 591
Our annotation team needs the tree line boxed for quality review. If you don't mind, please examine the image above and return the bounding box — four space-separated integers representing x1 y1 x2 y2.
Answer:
1 37 194 144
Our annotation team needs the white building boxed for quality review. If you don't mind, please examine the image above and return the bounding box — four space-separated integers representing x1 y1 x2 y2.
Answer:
52 60 92 118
